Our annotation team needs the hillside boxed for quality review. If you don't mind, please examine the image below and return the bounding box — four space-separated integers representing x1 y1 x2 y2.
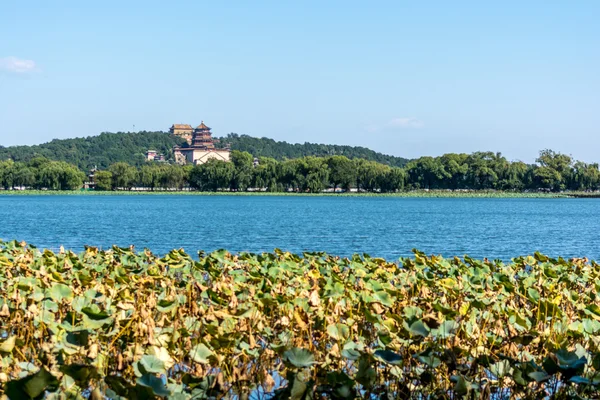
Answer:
0 131 410 170
218 133 410 167
0 132 186 170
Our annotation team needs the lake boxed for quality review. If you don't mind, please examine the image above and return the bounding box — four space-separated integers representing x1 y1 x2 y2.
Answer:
1 195 599 261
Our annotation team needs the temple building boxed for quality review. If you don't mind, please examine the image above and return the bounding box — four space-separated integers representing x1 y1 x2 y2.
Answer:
173 122 231 165
169 124 194 144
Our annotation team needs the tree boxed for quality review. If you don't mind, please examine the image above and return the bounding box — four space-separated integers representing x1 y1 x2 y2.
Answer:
139 164 160 190
252 157 280 192
279 159 305 191
12 163 35 189
356 160 390 192
0 160 15 189
570 161 599 191
299 157 329 193
381 167 406 192
465 152 503 190
35 161 85 190
94 171 113 191
188 159 234 191
405 157 448 190
159 164 186 190
108 162 138 190
498 161 529 191
439 153 469 189
327 156 355 191
535 149 572 191
230 151 254 191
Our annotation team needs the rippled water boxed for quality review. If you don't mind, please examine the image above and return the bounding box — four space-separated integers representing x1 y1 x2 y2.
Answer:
1 195 599 260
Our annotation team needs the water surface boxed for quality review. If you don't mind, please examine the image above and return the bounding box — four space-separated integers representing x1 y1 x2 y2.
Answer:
1 195 598 260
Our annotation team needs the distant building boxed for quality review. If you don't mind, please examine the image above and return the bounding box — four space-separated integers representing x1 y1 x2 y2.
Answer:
173 121 231 165
169 124 194 144
146 150 158 161
145 150 166 162
84 167 98 190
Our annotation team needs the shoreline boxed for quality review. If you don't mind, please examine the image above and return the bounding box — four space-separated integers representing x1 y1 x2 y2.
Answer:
0 189 585 198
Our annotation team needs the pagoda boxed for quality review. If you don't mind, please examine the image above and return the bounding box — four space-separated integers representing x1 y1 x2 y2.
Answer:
191 122 216 149
173 121 230 165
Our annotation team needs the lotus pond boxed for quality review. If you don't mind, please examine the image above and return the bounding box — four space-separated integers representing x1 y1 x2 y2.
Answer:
1 241 600 399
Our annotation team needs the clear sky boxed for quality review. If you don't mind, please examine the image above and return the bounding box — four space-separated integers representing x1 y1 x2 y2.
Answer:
1 1 598 162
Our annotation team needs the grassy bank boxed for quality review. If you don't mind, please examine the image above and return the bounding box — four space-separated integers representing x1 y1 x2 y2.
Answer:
1 240 600 398
0 189 580 198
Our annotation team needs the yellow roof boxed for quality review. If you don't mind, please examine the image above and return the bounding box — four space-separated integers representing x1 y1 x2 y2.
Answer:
196 121 211 130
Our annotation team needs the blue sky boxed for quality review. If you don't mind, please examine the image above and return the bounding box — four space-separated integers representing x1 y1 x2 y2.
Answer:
1 1 598 162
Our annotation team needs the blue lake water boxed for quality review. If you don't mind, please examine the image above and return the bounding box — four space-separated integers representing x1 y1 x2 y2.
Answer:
1 195 599 261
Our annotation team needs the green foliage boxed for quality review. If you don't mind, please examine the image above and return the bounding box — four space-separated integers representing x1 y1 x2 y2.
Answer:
93 170 112 191
1 241 600 398
108 162 138 190
2 129 600 193
0 131 186 170
188 159 235 191
219 133 410 167
230 150 254 191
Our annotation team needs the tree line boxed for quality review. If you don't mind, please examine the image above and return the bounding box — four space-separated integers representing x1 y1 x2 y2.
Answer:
217 133 410 167
1 149 599 192
0 158 86 190
0 131 410 171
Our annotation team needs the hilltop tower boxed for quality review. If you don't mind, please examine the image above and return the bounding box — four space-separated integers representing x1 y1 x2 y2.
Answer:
173 121 230 165
191 122 216 149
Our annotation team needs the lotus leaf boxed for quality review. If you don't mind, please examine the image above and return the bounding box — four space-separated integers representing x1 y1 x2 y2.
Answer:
374 349 402 365
189 344 213 364
284 348 317 368
137 373 171 396
48 283 73 302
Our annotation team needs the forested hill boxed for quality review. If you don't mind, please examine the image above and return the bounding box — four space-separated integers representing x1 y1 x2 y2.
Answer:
0 132 186 170
218 133 409 167
0 131 410 170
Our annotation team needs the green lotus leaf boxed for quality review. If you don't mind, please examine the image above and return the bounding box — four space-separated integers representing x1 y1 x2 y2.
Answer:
136 374 171 397
327 323 350 341
356 357 376 388
157 299 177 313
583 319 600 334
570 376 591 385
528 371 551 382
451 374 469 396
284 347 317 368
189 343 213 364
372 291 394 307
48 283 73 302
408 320 430 338
555 349 585 368
416 353 441 368
512 368 528 386
138 355 166 374
373 349 402 365
341 347 361 360
4 367 59 400
81 304 110 320
71 297 88 313
403 306 422 319
489 360 512 379
434 320 458 338
586 304 600 318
